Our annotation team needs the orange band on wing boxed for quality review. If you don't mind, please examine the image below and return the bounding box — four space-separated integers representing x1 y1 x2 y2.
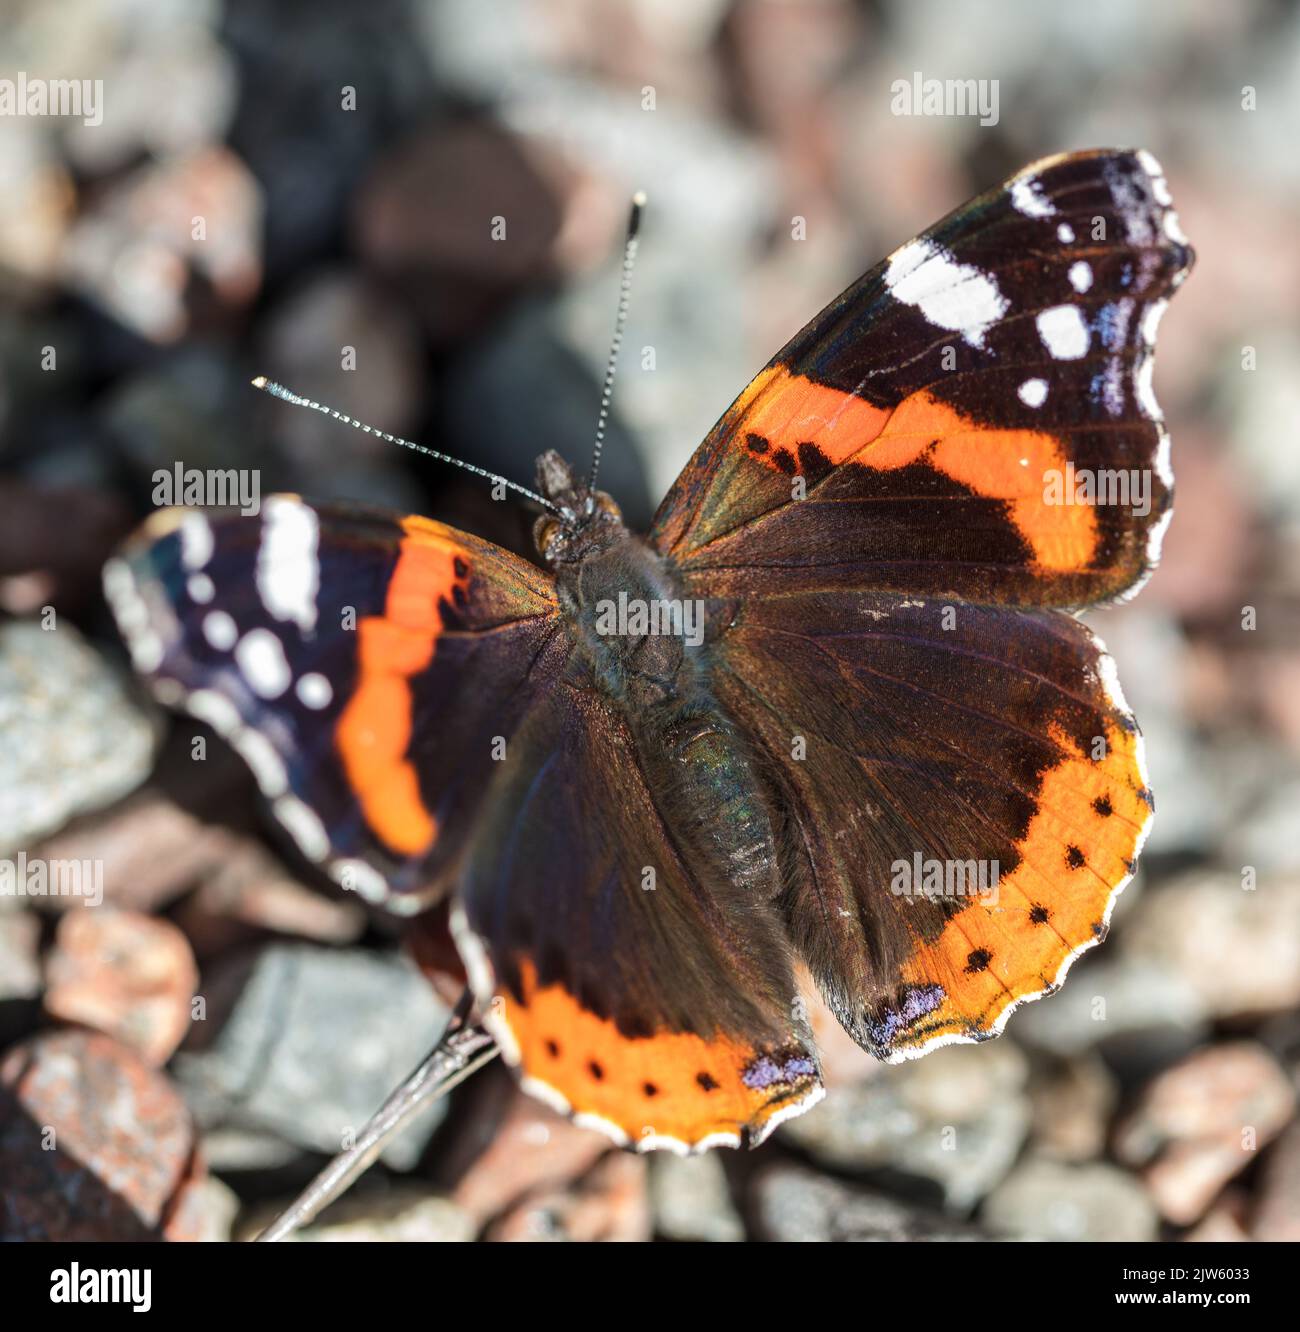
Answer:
335 520 469 856
493 960 821 1150
889 717 1151 1054
733 368 1099 572
731 364 893 465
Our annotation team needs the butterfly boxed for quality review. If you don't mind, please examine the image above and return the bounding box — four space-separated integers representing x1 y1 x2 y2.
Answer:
104 149 1192 1154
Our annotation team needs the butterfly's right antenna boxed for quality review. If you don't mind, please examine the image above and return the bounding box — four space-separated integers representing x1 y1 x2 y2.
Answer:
250 378 561 514
588 191 645 493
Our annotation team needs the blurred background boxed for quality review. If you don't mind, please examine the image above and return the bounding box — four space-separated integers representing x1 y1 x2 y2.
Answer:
1 0 1298 1241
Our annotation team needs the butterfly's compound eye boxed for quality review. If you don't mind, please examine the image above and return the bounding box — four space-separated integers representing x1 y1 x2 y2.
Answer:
534 515 561 559
594 492 622 522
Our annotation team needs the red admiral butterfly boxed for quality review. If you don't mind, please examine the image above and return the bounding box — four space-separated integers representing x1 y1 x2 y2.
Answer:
105 149 1192 1153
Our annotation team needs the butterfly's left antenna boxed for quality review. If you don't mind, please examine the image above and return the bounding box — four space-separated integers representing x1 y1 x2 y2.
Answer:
588 190 645 493
250 378 562 514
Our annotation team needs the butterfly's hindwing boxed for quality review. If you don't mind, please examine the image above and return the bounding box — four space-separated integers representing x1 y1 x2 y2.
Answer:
451 677 823 1151
712 588 1152 1059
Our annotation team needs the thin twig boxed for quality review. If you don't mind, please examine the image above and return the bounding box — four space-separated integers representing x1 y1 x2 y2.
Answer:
255 989 497 1241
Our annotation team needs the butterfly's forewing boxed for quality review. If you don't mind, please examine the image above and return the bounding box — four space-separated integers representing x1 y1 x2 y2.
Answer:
711 590 1151 1059
105 498 564 911
450 682 822 1151
654 149 1192 609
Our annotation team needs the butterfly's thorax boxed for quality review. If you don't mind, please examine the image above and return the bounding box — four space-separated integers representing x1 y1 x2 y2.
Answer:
556 531 691 709
554 529 781 902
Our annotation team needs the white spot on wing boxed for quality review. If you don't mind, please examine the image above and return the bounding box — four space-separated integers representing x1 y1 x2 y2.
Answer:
185 688 241 735
519 1075 572 1117
295 672 333 709
152 679 184 707
1140 298 1168 349
102 558 164 672
1096 649 1133 717
235 627 292 698
884 238 1009 348
330 858 390 905
1011 175 1056 219
1105 158 1156 245
180 513 213 571
572 1111 632 1148
1036 304 1090 360
257 497 319 633
1136 355 1161 420
1163 210 1189 244
1068 260 1093 293
1056 222 1075 243
1154 427 1173 486
202 610 238 652
748 1082 827 1147
1146 503 1173 568
273 795 330 861
636 1133 694 1158
187 573 215 604
1018 378 1048 408
1137 149 1172 204
230 727 288 796
692 1130 745 1152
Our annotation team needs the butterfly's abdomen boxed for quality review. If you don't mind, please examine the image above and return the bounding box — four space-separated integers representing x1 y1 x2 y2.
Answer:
561 533 780 898
643 711 780 904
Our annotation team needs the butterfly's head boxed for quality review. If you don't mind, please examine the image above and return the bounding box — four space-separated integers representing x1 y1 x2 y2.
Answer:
533 450 624 565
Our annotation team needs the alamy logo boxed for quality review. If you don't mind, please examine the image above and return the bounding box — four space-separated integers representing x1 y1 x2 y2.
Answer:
152 464 261 516
50 1264 151 1312
0 854 103 907
1043 463 1151 517
890 854 1000 903
890 72 999 127
594 592 705 648
0 72 103 127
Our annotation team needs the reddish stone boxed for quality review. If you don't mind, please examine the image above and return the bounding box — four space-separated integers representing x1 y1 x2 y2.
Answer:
487 1152 650 1242
0 1030 203 1241
45 908 198 1065
440 1073 609 1226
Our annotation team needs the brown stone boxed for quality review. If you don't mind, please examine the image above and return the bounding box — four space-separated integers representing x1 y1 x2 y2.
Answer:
32 792 236 915
171 845 365 959
1182 1189 1251 1242
1124 871 1300 1019
1114 1042 1295 1225
441 1073 610 1225
45 908 198 1065
353 121 575 345
1028 1054 1117 1162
